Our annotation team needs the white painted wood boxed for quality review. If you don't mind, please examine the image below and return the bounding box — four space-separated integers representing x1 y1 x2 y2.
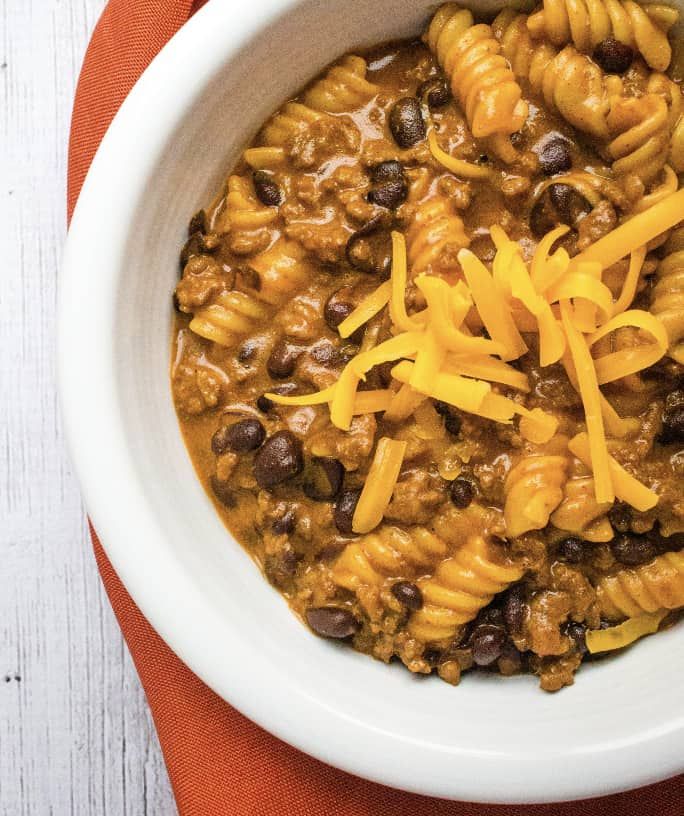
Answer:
0 0 177 812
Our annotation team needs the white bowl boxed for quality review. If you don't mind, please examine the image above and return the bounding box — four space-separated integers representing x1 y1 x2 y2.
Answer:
59 0 684 803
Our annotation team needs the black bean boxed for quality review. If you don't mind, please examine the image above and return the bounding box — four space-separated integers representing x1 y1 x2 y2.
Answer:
549 183 591 223
389 97 426 148
368 179 408 209
222 418 266 453
303 457 344 501
471 625 506 667
444 411 462 437
433 400 450 416
324 296 354 330
450 478 474 509
502 586 526 635
188 209 207 235
371 160 404 183
346 222 392 275
564 622 588 655
530 183 591 238
660 404 684 444
391 580 424 611
538 137 572 176
253 431 304 490
593 38 634 74
334 488 362 534
252 170 282 207
611 533 657 566
306 606 360 639
272 509 296 535
557 536 586 564
210 475 237 508
417 77 451 109
237 341 257 363
651 528 684 555
256 383 297 413
256 395 274 413
267 339 301 378
608 502 632 534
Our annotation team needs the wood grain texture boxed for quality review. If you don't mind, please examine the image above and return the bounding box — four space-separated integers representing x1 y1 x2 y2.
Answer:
0 0 177 813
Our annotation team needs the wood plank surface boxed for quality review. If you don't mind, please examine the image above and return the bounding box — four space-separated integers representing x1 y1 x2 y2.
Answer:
0 1 177 812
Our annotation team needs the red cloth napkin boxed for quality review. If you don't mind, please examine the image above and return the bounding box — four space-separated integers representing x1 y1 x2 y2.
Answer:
67 2 683 813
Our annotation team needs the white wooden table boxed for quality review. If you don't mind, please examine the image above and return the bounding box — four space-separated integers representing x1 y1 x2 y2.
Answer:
1 1 177 812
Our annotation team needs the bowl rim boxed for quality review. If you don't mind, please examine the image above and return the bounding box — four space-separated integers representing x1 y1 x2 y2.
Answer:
59 0 684 803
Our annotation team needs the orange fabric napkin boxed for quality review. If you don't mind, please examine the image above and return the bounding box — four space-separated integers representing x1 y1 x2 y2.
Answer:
67 2 683 813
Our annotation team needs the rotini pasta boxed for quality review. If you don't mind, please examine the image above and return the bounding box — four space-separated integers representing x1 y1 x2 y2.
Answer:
550 476 614 541
408 536 524 643
597 549 684 619
214 175 279 254
189 290 270 347
493 9 618 139
651 226 684 363
303 55 378 113
606 92 671 183
189 239 311 346
424 4 528 141
504 455 569 537
406 195 469 273
256 56 376 157
647 73 684 172
332 526 448 591
247 238 312 305
526 0 678 72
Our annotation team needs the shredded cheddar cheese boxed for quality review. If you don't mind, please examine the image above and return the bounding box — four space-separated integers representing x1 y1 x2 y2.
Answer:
352 437 407 534
568 433 659 512
427 130 495 180
337 280 392 339
561 303 613 504
571 187 684 271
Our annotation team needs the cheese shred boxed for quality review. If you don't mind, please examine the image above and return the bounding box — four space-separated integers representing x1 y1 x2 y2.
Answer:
352 437 407 534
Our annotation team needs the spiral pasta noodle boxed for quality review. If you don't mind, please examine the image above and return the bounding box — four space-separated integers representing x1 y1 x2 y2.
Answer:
606 92 671 183
651 226 684 364
550 476 613 542
597 549 684 620
424 4 528 140
248 56 377 168
408 536 524 643
504 454 569 537
406 195 469 273
215 175 279 254
303 55 378 113
647 73 684 172
526 0 678 72
189 239 311 346
493 9 618 139
332 526 448 591
189 291 270 347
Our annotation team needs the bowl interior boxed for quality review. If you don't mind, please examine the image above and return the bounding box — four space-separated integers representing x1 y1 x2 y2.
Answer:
62 0 684 802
